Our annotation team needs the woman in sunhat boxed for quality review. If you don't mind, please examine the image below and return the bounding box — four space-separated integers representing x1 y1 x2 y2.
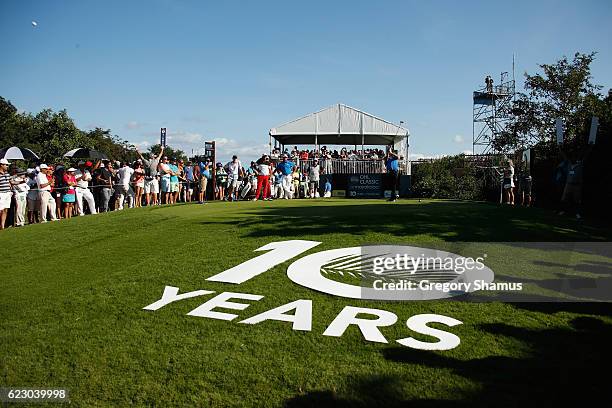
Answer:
62 168 78 219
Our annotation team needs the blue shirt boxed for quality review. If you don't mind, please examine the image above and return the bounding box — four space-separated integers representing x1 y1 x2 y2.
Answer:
277 161 295 175
184 166 194 181
169 164 179 182
386 157 399 172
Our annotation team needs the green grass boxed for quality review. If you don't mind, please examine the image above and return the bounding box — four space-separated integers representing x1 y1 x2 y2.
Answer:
1 199 611 407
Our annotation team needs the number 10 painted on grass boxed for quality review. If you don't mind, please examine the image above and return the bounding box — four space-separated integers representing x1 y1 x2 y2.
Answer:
206 240 321 284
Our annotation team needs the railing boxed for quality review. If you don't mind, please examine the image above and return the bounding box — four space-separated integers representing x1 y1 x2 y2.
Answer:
284 158 408 175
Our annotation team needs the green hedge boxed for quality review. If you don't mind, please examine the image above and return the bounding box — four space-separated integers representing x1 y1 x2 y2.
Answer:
411 155 487 201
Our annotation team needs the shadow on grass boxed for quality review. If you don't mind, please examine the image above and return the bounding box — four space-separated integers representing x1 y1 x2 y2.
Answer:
284 316 612 407
200 201 610 242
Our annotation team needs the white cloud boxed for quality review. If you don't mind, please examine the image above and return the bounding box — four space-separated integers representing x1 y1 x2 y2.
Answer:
409 152 447 160
133 140 150 150
130 130 269 163
125 121 142 130
453 134 465 144
212 138 269 163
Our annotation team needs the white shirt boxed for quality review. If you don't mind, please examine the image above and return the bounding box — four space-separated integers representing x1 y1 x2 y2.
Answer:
117 166 134 186
36 172 51 191
12 176 29 195
159 163 171 179
257 163 270 176
74 169 92 189
226 161 242 177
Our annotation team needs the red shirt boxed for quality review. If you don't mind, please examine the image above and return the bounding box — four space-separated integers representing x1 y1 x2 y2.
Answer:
63 174 76 195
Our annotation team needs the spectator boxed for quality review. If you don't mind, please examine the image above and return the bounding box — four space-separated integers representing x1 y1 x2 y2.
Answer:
272 168 283 199
62 168 77 219
176 159 186 202
136 147 163 206
225 155 243 202
307 159 321 198
0 159 16 229
26 169 39 224
36 163 58 222
95 162 114 212
291 166 300 198
197 160 211 204
115 162 134 210
53 166 64 220
184 161 194 203
169 159 180 203
520 170 533 207
75 161 97 216
11 168 29 227
159 156 173 204
560 145 592 219
502 159 515 205
215 162 227 200
133 161 145 207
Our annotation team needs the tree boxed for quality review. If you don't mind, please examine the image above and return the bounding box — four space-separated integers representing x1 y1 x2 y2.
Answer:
0 96 140 163
507 52 605 151
148 144 187 161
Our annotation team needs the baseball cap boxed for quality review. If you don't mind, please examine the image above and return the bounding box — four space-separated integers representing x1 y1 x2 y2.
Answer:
67 167 77 172
85 161 93 167
39 163 49 169
0 158 10 165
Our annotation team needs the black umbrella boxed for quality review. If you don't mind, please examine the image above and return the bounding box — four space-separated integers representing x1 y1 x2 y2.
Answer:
0 146 40 161
64 148 108 160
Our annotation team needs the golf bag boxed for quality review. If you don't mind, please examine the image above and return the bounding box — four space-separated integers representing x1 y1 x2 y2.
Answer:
238 177 252 200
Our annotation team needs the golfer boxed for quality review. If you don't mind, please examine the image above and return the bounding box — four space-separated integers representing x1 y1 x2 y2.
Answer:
386 149 400 201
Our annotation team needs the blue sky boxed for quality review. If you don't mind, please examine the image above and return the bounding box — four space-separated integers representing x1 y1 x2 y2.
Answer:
1 0 611 162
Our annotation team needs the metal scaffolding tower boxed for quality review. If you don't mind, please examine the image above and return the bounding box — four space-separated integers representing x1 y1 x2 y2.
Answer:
472 71 516 153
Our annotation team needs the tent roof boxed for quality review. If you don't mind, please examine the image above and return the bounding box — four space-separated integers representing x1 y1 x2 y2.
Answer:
269 104 409 146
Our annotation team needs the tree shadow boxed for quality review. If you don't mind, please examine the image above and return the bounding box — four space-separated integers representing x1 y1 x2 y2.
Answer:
284 317 612 407
200 201 610 242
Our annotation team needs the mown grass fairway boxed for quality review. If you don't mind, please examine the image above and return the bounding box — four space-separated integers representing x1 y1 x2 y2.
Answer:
2 199 611 407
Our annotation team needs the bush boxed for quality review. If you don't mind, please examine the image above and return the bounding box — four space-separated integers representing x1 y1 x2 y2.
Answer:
412 155 487 200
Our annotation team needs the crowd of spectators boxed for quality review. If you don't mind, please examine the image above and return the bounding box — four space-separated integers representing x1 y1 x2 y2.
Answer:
0 149 350 229
0 144 404 229
270 145 388 162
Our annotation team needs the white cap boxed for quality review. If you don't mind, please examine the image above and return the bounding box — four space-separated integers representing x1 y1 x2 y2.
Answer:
39 163 49 169
67 167 77 172
99 163 105 168
0 158 9 165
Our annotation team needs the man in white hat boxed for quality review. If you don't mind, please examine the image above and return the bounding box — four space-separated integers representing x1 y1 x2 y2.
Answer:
35 164 58 222
0 158 17 229
75 161 98 216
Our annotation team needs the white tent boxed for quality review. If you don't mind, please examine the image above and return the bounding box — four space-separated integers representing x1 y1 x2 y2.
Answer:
269 104 409 158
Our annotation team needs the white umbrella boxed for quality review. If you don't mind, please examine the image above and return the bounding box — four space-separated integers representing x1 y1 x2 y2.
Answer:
0 146 40 161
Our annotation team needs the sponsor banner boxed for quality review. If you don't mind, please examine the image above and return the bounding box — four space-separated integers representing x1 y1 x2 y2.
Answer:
347 174 383 198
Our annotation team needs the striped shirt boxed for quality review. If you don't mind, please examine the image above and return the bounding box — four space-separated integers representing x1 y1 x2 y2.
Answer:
0 172 11 193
